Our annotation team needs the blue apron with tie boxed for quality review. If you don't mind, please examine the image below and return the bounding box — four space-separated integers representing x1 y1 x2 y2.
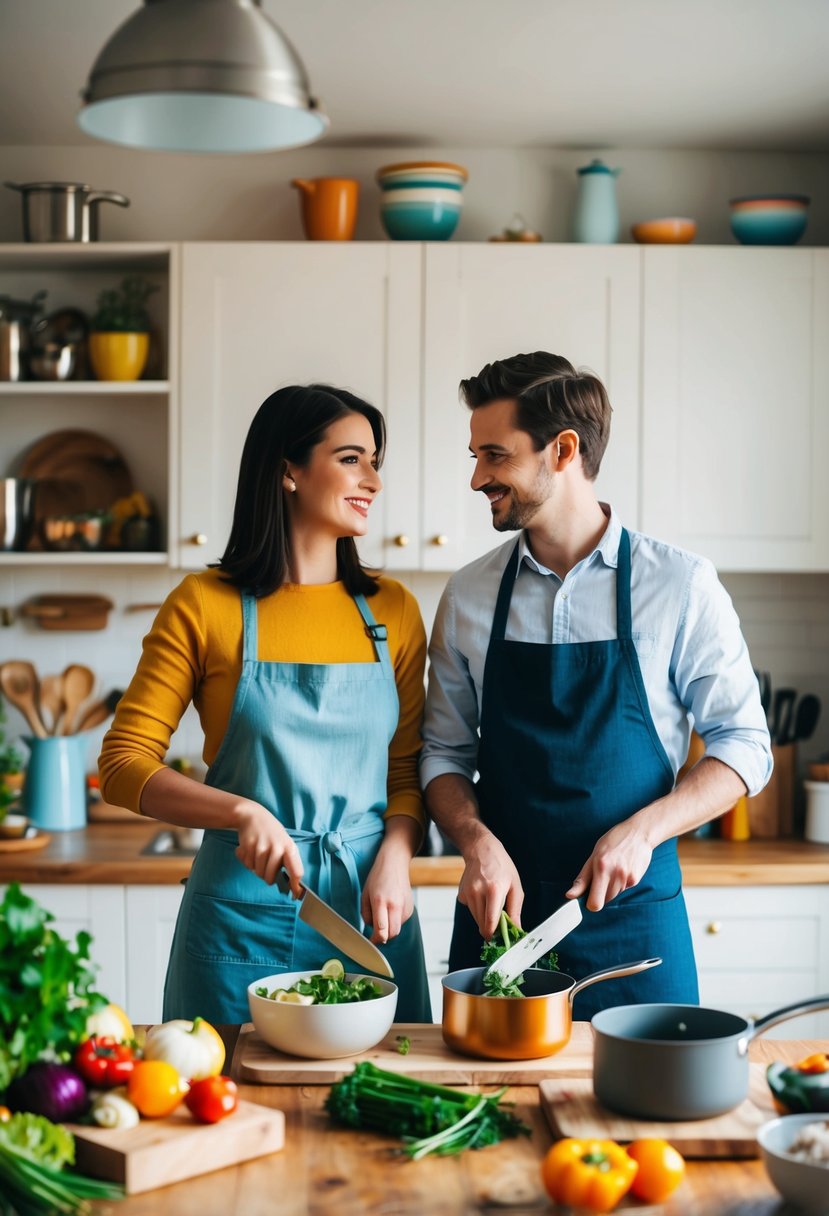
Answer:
448 529 698 1020
163 589 431 1024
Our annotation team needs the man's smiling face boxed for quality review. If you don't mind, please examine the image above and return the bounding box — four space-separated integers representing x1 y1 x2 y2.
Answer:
468 398 556 532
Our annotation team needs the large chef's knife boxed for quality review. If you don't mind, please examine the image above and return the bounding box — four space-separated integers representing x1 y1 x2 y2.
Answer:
485 897 583 988
275 870 394 978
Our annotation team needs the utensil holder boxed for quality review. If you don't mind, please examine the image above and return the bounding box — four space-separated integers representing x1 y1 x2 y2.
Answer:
747 743 795 838
22 734 88 831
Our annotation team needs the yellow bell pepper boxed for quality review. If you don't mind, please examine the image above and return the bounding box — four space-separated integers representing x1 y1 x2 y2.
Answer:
795 1052 829 1074
541 1138 638 1213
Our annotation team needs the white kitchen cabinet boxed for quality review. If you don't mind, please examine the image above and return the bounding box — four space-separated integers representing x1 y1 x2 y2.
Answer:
684 885 829 1037
2 882 127 1009
414 886 458 1020
418 244 642 571
124 885 185 1023
177 242 421 572
641 247 829 570
0 243 178 568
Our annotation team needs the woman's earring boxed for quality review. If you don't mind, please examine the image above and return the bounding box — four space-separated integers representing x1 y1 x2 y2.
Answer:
286 478 296 492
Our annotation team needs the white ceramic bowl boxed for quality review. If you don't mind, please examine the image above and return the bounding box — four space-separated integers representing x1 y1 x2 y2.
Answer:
247 970 398 1059
757 1113 829 1215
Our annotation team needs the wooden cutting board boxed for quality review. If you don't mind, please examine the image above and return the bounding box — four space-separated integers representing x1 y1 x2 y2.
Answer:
539 1064 775 1159
232 1020 595 1086
69 1099 285 1194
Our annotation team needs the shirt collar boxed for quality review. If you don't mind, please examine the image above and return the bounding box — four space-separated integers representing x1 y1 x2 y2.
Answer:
516 503 620 579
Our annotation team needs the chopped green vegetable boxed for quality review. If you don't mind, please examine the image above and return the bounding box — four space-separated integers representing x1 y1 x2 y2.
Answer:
254 972 382 1005
0 884 106 1092
480 910 559 998
0 1116 123 1216
325 1061 530 1159
395 1035 411 1056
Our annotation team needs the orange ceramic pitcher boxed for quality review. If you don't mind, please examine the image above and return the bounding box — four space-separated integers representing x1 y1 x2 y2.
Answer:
291 177 359 240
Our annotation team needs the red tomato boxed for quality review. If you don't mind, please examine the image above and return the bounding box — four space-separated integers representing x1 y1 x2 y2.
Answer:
184 1075 238 1124
74 1036 138 1088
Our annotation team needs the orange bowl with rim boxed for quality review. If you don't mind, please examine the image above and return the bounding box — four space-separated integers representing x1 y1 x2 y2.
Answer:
631 217 696 244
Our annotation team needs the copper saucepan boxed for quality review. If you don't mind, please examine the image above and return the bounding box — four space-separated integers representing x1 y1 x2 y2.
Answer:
441 958 661 1061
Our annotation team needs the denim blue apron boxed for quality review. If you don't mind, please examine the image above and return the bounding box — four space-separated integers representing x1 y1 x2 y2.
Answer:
164 589 431 1024
448 529 698 1020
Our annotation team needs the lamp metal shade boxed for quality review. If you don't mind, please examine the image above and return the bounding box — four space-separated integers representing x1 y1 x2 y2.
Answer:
78 0 328 153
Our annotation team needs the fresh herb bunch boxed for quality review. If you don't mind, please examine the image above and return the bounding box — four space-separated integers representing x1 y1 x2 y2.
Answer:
326 1062 530 1159
255 973 381 1005
0 884 106 1092
91 275 158 333
0 1112 123 1216
480 910 559 998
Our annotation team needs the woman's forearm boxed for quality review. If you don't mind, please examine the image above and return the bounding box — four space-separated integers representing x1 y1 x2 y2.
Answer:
139 766 255 831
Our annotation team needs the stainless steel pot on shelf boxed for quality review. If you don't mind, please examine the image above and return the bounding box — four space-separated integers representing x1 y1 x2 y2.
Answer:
4 181 129 242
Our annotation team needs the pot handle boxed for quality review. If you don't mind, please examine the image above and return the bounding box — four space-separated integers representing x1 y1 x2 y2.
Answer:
569 957 662 1006
85 191 130 210
747 993 829 1042
290 178 315 194
4 181 24 192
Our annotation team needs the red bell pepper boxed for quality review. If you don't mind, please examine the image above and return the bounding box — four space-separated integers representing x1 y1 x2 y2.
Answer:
74 1036 138 1088
184 1075 238 1124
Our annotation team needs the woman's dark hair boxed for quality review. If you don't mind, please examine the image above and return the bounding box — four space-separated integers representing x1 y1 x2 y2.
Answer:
459 351 612 480
212 384 385 597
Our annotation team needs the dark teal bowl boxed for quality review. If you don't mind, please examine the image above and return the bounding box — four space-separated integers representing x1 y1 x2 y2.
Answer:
380 200 461 241
730 209 808 246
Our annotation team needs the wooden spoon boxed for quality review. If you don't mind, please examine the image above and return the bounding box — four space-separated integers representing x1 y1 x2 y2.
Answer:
0 660 48 739
39 673 64 736
59 664 95 736
75 689 124 733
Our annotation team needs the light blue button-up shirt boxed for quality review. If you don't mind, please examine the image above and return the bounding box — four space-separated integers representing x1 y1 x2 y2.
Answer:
421 506 773 798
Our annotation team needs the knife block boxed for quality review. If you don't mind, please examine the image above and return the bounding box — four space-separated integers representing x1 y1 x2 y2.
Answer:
747 743 795 838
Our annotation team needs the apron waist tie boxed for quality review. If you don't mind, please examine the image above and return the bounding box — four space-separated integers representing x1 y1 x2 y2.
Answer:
286 819 385 928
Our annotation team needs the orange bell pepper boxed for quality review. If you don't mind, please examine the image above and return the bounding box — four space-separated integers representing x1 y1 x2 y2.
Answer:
541 1138 638 1213
795 1052 829 1074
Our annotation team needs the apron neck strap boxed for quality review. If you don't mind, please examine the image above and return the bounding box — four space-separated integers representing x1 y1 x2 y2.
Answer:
353 594 394 673
489 540 522 644
241 592 259 662
616 527 633 640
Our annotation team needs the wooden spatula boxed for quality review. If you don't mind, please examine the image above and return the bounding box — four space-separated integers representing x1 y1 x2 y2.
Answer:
39 673 64 736
59 664 95 735
0 660 48 738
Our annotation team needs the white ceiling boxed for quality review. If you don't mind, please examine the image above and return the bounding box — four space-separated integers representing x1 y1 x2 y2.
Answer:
2 0 829 151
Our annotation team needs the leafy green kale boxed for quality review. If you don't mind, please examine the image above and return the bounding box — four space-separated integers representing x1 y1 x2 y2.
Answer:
0 883 107 1091
480 910 559 998
0 1114 75 1171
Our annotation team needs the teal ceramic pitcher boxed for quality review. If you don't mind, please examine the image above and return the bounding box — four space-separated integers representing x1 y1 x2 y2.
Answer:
572 159 621 244
22 734 88 831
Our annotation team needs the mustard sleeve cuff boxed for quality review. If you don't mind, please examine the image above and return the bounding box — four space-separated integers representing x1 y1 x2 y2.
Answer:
384 792 426 829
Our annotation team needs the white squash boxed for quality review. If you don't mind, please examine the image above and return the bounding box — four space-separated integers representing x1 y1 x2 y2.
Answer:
143 1016 225 1081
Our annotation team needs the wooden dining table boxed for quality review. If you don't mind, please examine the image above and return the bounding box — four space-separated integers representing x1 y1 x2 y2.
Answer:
89 1029 823 1215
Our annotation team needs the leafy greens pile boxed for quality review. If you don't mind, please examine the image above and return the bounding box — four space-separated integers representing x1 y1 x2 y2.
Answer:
480 910 559 998
0 883 106 1092
255 973 382 1004
326 1062 530 1159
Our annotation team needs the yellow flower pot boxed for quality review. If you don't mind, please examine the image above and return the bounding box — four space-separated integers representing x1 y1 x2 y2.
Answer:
89 331 150 382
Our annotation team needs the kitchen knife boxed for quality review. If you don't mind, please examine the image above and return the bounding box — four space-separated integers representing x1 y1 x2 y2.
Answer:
484 897 583 989
274 870 394 979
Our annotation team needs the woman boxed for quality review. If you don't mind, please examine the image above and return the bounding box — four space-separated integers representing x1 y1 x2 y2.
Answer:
99 385 431 1023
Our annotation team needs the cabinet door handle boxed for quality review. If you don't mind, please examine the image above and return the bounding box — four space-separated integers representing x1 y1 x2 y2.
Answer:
188 533 208 546
393 534 410 548
431 534 449 547
705 921 722 935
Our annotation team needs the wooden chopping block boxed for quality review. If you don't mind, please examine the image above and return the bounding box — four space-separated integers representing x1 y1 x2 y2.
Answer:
21 594 114 631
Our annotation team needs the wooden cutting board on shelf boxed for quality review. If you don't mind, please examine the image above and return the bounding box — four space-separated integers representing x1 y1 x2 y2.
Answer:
539 1064 775 1159
232 1020 594 1086
69 1099 285 1195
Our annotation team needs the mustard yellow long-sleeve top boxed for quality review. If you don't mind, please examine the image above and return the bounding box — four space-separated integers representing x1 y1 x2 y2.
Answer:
99 570 427 829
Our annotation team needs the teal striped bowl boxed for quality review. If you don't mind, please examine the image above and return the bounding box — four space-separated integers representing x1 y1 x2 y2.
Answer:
377 161 467 240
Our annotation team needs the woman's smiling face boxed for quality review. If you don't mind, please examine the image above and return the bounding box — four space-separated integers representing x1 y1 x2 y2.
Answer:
286 412 382 539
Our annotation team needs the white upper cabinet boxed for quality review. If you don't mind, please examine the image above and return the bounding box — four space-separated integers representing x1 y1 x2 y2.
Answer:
419 245 642 571
641 248 829 570
177 243 421 571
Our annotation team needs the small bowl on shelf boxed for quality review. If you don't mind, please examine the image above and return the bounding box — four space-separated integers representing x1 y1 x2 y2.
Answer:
377 161 468 241
631 217 697 244
0 813 31 841
757 1113 829 1215
729 195 809 245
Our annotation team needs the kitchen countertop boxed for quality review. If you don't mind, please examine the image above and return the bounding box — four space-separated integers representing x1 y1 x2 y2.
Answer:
98 1031 816 1215
1 820 829 885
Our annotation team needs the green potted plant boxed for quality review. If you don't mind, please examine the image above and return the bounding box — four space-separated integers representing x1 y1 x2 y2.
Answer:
88 275 159 381
0 699 25 821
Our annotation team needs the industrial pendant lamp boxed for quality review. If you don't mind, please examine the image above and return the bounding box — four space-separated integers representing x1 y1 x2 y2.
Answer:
77 0 328 154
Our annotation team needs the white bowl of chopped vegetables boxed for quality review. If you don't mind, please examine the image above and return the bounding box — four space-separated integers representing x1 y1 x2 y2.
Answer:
757 1114 829 1215
248 959 398 1059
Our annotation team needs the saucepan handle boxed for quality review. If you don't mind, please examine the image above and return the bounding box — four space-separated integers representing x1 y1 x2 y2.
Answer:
748 992 829 1041
569 957 662 1006
85 191 130 209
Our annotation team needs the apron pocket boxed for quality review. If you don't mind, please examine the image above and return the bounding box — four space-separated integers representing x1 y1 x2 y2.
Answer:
185 892 298 968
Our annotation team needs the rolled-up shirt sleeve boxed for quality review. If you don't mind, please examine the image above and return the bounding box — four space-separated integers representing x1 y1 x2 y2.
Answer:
671 557 773 797
421 577 481 788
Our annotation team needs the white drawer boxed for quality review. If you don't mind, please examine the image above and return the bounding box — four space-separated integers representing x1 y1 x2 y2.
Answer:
697 968 818 1013
684 886 823 973
416 886 459 923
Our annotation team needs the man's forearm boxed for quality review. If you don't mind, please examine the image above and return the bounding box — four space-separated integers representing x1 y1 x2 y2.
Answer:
424 772 486 854
636 756 748 850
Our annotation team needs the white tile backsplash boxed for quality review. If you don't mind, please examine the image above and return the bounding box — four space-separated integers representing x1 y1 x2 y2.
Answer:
2 565 827 788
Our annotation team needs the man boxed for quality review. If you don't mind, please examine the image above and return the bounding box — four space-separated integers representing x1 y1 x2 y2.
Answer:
421 352 772 1018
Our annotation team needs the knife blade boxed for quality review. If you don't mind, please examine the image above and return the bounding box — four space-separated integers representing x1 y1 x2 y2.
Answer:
275 870 394 978
485 898 583 988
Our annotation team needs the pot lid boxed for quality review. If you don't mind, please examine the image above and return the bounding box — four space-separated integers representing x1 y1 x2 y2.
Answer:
4 181 95 193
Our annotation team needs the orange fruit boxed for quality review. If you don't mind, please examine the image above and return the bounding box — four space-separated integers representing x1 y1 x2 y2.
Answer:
127 1059 187 1118
626 1138 686 1203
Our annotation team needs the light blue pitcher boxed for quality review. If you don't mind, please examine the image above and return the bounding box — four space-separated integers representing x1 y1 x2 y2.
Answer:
23 734 88 831
572 158 621 244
